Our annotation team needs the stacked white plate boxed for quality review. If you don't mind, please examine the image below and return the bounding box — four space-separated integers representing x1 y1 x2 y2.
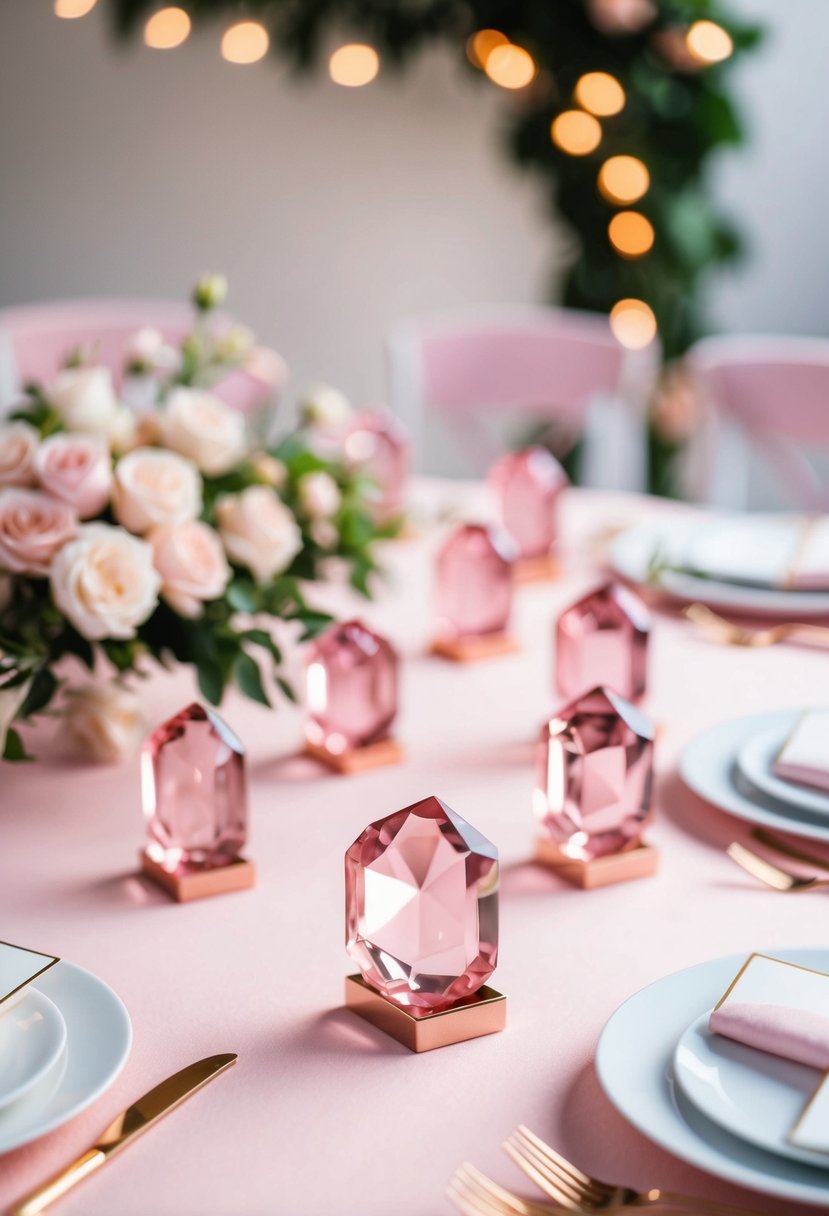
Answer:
0 962 131 1154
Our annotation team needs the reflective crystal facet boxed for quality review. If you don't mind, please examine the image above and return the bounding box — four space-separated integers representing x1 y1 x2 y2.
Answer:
488 446 568 559
306 619 398 754
556 581 650 702
142 702 247 872
534 687 654 861
344 406 410 524
436 523 515 639
345 795 499 1011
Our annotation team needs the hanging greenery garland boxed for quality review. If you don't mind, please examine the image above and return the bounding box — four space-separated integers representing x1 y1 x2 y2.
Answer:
101 0 763 494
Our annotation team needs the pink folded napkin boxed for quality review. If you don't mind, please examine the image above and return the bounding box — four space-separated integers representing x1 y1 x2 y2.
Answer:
709 1001 829 1071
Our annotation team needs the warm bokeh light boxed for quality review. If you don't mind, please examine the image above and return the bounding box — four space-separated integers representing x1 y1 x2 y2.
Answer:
466 29 508 70
329 44 380 87
597 155 650 204
484 44 537 89
608 211 655 258
144 7 191 50
574 72 625 117
550 111 602 156
220 21 269 65
686 20 734 64
610 299 657 349
54 0 97 16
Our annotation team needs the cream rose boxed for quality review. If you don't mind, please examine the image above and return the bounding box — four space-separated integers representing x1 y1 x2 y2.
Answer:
50 523 160 640
59 683 146 764
150 519 231 618
35 433 112 519
0 489 77 575
113 447 201 535
299 382 353 431
160 387 248 476
298 470 341 518
0 422 38 488
216 485 302 584
124 327 181 374
48 366 120 434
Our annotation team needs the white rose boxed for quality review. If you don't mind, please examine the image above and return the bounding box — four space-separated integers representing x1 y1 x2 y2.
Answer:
298 470 341 518
48 366 122 438
50 523 161 640
216 485 302 584
124 327 181 374
59 683 146 764
160 387 247 475
113 448 201 535
150 519 231 618
0 422 38 488
299 382 353 431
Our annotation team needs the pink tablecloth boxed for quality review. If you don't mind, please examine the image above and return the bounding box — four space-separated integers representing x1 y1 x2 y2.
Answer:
2 484 827 1216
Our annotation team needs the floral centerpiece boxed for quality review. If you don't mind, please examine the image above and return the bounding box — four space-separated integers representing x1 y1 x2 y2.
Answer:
0 276 392 761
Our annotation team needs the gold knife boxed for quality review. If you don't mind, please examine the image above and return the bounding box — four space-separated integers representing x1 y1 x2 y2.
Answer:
12 1053 237 1216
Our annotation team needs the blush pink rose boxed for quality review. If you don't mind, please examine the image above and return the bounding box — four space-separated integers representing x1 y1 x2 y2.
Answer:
35 433 112 519
0 422 39 488
150 519 231 618
0 489 77 576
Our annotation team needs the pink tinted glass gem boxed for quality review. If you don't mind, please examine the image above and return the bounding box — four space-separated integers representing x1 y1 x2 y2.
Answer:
556 581 650 702
488 446 568 559
436 523 515 639
141 703 247 872
306 619 398 753
534 686 654 861
345 795 499 1011
344 406 410 523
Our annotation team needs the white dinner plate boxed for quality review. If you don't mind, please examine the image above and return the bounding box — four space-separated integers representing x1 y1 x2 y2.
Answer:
738 723 829 820
596 948 829 1206
674 1010 828 1169
0 960 131 1154
0 990 66 1111
679 710 829 844
610 522 829 617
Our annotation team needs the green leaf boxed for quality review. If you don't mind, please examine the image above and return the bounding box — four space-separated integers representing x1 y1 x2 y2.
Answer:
18 668 58 719
3 728 33 762
197 661 225 706
240 628 282 663
226 579 261 614
276 676 297 704
233 651 271 707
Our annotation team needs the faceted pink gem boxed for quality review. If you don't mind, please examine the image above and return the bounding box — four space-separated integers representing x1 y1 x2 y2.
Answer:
345 795 499 1011
556 581 650 702
534 686 654 861
306 619 398 753
488 446 568 559
141 703 247 872
344 406 410 523
436 523 515 639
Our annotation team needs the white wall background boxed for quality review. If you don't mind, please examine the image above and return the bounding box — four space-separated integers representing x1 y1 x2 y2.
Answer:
0 0 826 412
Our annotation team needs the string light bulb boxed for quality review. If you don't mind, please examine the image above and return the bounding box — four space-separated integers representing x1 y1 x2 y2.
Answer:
484 44 537 89
608 211 654 258
574 72 625 117
466 29 508 70
686 20 733 64
610 299 657 349
329 44 380 87
551 111 602 156
144 7 191 50
597 156 650 204
54 0 97 16
221 21 269 64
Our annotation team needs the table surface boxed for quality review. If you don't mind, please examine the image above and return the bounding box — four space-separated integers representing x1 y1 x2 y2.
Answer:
2 482 828 1216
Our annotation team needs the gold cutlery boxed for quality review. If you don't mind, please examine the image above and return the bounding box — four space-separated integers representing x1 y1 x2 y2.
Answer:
502 1125 766 1214
448 1162 559 1216
727 842 828 892
12 1053 237 1216
684 603 829 649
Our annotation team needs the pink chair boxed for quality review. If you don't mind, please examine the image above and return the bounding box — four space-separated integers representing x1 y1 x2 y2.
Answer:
0 298 286 417
385 305 658 488
687 335 829 509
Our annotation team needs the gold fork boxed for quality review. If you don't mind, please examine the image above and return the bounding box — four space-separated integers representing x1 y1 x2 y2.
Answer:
447 1162 560 1216
684 602 829 648
503 1126 765 1214
727 841 829 892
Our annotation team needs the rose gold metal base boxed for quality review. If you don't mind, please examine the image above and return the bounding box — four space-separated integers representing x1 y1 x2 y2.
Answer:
344 975 506 1052
139 851 256 902
431 632 519 663
514 553 560 583
535 839 659 890
304 737 405 774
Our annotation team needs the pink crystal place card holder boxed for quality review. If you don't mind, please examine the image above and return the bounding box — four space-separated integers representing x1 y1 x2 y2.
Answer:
304 619 404 773
488 446 568 583
534 687 658 888
140 703 255 902
431 523 518 662
555 581 650 703
343 795 506 1052
0 941 59 1013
